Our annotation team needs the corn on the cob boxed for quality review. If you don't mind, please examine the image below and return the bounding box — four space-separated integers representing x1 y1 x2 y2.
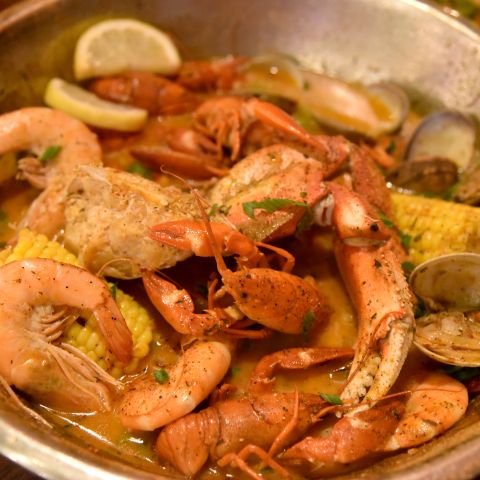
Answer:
392 193 480 265
0 229 154 377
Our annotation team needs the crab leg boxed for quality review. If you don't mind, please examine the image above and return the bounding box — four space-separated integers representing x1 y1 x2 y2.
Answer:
335 240 414 403
314 183 414 403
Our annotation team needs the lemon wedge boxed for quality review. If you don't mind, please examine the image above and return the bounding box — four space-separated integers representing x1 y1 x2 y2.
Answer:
74 18 181 80
44 78 148 131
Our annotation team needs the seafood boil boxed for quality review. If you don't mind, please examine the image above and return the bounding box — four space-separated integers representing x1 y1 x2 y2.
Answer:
0 15 479 480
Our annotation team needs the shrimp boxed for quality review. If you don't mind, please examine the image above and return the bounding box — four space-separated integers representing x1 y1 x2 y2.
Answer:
118 340 232 430
283 370 468 470
0 258 132 411
0 107 102 237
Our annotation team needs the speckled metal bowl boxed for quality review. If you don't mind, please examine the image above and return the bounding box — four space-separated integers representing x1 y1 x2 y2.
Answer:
1 0 480 479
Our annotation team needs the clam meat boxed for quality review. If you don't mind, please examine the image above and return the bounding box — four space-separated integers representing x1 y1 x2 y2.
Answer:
411 253 480 366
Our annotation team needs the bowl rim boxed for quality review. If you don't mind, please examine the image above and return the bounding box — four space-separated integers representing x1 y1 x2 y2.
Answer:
1 0 480 479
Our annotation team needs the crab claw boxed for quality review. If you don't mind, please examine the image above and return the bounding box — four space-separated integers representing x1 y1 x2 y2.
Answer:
314 183 414 404
336 240 414 403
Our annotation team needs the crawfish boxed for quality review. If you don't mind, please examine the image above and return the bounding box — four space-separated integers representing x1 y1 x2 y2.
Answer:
144 189 329 337
156 347 354 477
89 71 200 115
176 56 247 92
131 94 333 179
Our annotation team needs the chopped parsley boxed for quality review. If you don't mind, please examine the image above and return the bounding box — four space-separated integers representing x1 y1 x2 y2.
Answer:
209 203 231 216
39 145 62 163
319 393 343 405
242 198 313 235
385 140 396 154
153 368 169 384
128 162 152 179
379 212 395 229
414 299 426 319
442 183 459 201
301 309 315 342
442 365 480 382
230 366 241 377
260 466 274 474
400 232 412 249
378 212 412 252
401 261 415 275
109 282 117 300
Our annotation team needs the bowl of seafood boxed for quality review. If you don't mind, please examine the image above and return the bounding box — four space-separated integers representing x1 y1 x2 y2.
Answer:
1 0 480 479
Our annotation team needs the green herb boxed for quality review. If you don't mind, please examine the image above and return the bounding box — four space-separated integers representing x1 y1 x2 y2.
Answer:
379 212 395 229
243 198 306 218
442 365 480 382
230 366 241 377
39 145 62 163
153 368 169 384
209 203 231 216
400 232 412 250
300 191 307 198
260 466 274 474
374 259 382 269
414 299 426 319
301 310 315 342
128 162 152 179
420 191 437 199
391 408 401 420
442 182 460 201
209 203 220 216
292 106 319 133
319 393 343 405
295 207 314 236
242 198 313 235
401 261 415 275
385 140 396 154
109 282 117 300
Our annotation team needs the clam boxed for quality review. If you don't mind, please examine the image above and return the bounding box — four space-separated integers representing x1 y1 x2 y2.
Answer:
236 54 409 137
415 312 480 367
410 253 480 366
387 156 458 194
406 111 476 172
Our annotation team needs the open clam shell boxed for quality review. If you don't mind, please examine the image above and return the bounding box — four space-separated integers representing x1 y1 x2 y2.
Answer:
415 311 480 367
411 253 480 366
406 111 476 172
237 54 409 137
410 252 480 312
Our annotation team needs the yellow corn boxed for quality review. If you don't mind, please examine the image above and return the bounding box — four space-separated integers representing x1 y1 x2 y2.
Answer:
392 193 480 265
0 229 154 377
